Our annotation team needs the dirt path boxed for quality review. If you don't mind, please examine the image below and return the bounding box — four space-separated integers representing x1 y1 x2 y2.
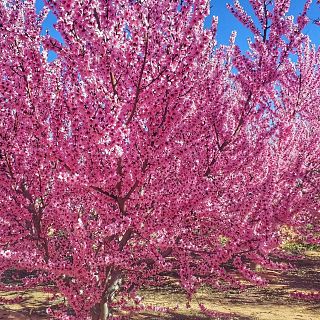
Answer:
132 251 320 319
1 251 319 319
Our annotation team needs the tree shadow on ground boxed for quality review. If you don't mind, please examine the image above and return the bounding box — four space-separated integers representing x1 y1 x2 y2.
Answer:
129 311 255 320
0 309 47 320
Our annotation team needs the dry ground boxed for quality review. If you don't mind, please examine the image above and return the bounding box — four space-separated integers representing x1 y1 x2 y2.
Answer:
1 251 319 320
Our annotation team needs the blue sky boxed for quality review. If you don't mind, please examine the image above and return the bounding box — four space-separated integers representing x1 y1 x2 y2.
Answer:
36 0 320 61
207 0 320 48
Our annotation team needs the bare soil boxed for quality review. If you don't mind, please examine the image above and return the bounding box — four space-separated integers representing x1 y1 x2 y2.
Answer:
1 251 320 319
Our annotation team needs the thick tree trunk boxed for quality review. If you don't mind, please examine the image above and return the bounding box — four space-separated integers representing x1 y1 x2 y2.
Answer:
91 301 110 320
99 301 110 320
91 272 122 320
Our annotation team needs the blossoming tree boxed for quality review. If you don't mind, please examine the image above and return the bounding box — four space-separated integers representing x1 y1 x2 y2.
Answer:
0 0 319 319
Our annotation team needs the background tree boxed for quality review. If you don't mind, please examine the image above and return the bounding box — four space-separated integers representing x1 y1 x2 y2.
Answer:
0 0 319 319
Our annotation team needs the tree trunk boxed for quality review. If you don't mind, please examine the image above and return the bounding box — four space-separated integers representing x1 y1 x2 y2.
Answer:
91 272 122 320
91 301 110 320
99 301 110 320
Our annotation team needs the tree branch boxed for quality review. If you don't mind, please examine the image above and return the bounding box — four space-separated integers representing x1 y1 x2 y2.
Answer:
126 33 149 124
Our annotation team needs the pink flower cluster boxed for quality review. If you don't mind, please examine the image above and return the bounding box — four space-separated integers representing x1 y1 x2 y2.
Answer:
290 291 320 301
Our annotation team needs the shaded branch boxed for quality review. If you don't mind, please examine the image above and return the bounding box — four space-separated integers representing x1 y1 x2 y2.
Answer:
126 33 149 124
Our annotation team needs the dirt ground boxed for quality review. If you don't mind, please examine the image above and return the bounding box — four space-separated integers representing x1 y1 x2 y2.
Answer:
1 251 319 320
